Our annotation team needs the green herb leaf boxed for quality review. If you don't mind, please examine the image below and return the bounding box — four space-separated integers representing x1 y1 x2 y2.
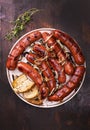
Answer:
5 8 40 41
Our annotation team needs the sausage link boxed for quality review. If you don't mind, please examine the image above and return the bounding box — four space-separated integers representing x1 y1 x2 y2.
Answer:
48 58 66 83
64 60 75 75
42 32 56 46
6 31 42 70
33 44 48 57
48 66 85 101
74 65 86 78
26 53 37 64
17 62 49 98
6 54 18 70
33 43 56 58
42 32 75 75
6 44 25 70
53 30 85 65
33 44 56 92
48 85 71 101
40 61 56 92
26 53 56 92
67 66 85 89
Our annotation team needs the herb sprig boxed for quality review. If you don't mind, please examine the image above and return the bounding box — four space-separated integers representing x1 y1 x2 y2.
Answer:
5 8 40 41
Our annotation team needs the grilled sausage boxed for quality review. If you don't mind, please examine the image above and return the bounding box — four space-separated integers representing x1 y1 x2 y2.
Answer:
48 58 66 83
17 62 49 98
33 44 48 57
33 43 56 58
53 30 85 65
26 53 37 64
64 60 75 75
42 32 75 75
6 31 42 70
26 53 56 92
48 66 85 101
40 60 56 92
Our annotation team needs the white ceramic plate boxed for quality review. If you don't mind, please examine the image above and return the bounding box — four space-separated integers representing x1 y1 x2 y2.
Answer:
6 28 86 108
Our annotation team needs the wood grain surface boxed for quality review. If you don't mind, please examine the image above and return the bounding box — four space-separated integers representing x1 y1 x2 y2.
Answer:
0 0 90 130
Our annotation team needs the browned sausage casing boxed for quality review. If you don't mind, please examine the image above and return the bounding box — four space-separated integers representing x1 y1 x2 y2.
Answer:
33 43 56 58
17 62 49 98
26 53 37 64
40 60 56 92
26 52 56 92
33 43 66 84
48 66 85 101
33 44 57 92
53 30 85 65
48 58 66 83
33 44 48 57
42 32 75 75
6 31 42 70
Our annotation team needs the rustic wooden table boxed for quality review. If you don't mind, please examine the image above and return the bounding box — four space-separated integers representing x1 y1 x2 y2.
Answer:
0 0 90 130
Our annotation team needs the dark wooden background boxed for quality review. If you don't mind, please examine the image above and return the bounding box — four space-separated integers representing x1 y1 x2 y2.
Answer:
0 0 90 130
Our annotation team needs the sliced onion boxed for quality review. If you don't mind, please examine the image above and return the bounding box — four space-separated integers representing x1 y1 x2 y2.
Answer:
44 33 53 43
33 65 39 70
57 40 64 49
54 71 58 79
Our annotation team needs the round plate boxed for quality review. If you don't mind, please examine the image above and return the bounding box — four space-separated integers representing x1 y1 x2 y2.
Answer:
6 28 86 108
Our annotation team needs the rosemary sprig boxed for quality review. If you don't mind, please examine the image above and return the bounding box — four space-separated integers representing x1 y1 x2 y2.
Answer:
5 8 40 41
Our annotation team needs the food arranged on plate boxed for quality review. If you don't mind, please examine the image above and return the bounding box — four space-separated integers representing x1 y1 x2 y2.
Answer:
6 28 86 107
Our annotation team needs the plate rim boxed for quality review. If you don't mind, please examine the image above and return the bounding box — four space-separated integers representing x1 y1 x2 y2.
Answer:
6 27 86 108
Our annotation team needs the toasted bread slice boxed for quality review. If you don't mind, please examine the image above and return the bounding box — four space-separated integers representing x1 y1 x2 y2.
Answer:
12 74 27 88
12 74 35 93
23 86 39 99
28 95 43 105
14 79 34 93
